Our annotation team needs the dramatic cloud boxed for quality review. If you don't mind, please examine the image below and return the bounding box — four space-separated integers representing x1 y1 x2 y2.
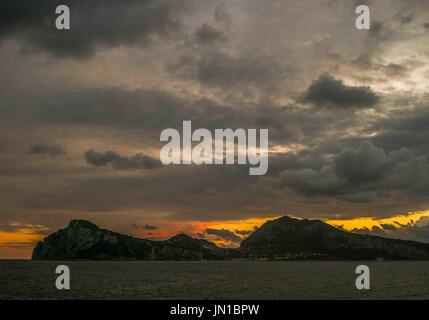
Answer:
13 86 334 145
33 89 188 130
302 74 379 108
0 0 184 58
282 141 429 201
29 144 66 156
85 149 161 170
334 141 391 183
371 105 429 153
2 0 429 257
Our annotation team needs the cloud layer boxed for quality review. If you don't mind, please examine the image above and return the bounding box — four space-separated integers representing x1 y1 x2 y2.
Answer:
0 0 184 58
2 0 429 256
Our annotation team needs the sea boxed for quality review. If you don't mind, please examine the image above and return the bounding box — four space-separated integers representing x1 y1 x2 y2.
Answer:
1 260 428 300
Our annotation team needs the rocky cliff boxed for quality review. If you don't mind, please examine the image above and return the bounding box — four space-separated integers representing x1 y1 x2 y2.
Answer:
32 220 228 260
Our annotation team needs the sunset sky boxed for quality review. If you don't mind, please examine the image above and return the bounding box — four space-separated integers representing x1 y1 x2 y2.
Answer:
2 0 429 258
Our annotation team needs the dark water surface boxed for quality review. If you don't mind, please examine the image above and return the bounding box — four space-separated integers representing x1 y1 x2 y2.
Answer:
1 260 428 299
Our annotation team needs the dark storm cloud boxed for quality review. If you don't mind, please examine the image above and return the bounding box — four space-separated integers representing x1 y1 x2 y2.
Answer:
17 164 261 219
281 141 429 201
85 149 161 170
0 0 184 58
268 150 328 176
301 74 379 108
377 106 429 134
194 24 226 44
14 85 343 145
205 228 242 242
334 141 391 183
340 191 376 203
2 0 429 238
29 144 66 156
371 105 429 153
34 89 187 131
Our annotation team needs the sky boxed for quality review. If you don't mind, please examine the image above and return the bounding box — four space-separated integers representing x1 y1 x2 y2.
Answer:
2 0 429 258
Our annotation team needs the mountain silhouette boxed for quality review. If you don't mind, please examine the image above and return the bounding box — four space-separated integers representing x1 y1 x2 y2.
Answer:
32 220 231 260
32 217 429 260
241 216 429 260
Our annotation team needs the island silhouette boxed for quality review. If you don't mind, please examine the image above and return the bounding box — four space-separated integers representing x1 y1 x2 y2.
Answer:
32 216 429 261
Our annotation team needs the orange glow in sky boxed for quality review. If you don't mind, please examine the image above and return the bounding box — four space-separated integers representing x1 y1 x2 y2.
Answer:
0 224 48 259
326 210 429 231
2 211 429 259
